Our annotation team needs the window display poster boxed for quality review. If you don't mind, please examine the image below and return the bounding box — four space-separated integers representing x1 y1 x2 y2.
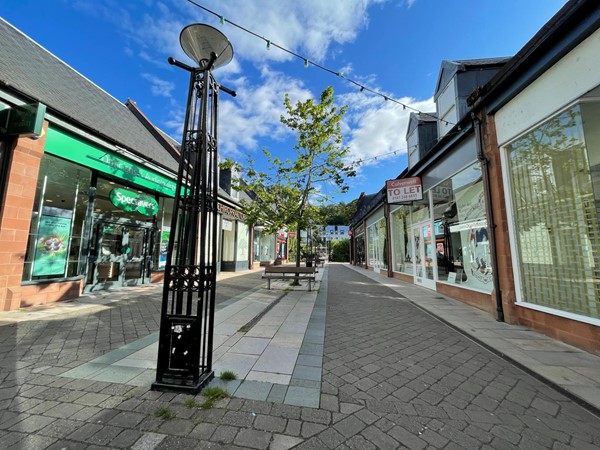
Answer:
159 226 170 269
454 182 493 291
32 207 72 276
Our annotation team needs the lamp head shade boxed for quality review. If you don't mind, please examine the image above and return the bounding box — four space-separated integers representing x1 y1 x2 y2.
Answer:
179 23 234 70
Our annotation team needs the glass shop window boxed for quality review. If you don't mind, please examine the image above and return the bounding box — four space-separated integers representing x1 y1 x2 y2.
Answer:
22 155 92 281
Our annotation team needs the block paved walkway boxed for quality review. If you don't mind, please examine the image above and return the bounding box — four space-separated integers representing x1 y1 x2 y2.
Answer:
0 263 599 449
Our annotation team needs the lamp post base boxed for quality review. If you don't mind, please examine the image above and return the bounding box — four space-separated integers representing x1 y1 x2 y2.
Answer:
151 371 214 394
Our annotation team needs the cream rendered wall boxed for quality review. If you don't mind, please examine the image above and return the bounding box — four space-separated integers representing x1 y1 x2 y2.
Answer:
495 28 600 145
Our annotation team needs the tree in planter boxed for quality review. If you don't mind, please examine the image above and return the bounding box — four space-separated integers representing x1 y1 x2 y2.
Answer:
223 86 355 268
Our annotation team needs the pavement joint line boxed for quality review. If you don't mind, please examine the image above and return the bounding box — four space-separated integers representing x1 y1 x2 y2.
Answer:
237 292 287 333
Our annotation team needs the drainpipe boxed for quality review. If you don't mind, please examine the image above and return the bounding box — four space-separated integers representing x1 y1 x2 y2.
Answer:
472 112 504 322
384 201 392 278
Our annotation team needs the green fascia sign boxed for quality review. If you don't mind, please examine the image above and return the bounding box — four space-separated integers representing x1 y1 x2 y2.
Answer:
110 188 159 216
0 102 46 136
44 126 177 197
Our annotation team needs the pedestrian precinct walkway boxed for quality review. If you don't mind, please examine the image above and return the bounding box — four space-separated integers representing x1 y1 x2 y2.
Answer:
59 268 326 407
1 264 600 449
344 264 600 415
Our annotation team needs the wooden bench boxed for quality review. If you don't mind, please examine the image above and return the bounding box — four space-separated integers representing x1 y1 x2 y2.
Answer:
262 266 317 291
314 257 325 268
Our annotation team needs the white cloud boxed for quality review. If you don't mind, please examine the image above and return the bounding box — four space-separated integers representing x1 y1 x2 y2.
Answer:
189 0 389 64
217 68 313 159
339 91 435 168
141 73 175 97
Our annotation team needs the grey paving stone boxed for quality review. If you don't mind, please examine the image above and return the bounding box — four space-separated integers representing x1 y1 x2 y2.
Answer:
317 427 346 449
270 434 304 450
233 428 272 449
267 384 288 403
107 411 146 428
88 424 123 445
37 418 82 439
6 433 57 450
221 410 255 428
210 424 239 444
301 422 327 438
8 414 55 433
285 386 320 408
254 414 286 433
38 402 83 422
234 380 272 401
334 414 366 438
361 425 399 450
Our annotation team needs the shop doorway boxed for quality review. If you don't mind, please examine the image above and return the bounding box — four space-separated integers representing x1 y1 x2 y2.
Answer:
88 221 153 291
412 221 436 290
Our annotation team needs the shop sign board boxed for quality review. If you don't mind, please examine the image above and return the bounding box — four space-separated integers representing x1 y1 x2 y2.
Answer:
109 188 159 216
44 127 177 196
0 102 46 136
32 207 72 276
386 177 423 203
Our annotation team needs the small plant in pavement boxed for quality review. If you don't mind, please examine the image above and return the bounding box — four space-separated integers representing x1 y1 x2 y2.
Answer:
201 386 231 409
154 407 175 419
219 370 237 381
184 398 200 408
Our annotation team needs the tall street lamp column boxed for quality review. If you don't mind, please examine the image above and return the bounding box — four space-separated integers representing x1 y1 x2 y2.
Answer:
153 24 235 393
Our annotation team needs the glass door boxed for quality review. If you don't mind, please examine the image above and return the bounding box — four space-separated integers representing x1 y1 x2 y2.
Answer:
412 221 436 290
123 227 148 285
94 223 125 290
90 222 151 290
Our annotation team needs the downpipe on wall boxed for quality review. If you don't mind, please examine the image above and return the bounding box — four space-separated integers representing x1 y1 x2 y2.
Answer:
472 112 504 322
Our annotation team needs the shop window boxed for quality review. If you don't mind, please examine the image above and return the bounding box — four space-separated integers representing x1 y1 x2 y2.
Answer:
237 222 249 261
22 155 92 281
506 102 600 319
253 229 275 262
432 161 492 292
367 218 387 270
154 197 174 271
354 230 365 266
391 206 413 274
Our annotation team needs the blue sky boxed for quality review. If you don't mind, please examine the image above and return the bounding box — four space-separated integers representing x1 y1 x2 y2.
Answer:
1 0 568 204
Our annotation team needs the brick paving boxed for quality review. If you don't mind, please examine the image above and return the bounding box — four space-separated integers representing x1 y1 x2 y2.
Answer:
0 265 599 448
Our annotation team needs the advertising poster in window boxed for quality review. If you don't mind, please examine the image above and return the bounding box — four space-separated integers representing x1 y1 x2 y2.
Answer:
451 181 492 290
159 226 170 269
32 207 73 276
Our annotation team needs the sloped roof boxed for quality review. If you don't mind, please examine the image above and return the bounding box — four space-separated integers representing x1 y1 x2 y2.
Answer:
0 18 178 172
434 57 511 99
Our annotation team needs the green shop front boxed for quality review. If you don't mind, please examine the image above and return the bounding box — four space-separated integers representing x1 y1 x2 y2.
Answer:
22 126 176 292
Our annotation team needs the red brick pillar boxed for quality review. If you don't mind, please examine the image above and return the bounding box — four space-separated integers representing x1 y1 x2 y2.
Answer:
0 122 46 311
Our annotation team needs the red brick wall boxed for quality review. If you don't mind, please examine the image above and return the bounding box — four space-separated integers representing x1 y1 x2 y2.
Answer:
0 124 47 310
20 279 84 307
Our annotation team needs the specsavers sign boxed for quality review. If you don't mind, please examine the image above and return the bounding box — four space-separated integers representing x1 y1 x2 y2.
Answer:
110 188 159 216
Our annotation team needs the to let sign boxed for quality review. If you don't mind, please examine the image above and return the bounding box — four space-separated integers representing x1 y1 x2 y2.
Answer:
386 177 423 203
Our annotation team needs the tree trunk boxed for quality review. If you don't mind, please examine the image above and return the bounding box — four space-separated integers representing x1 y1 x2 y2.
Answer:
296 224 301 268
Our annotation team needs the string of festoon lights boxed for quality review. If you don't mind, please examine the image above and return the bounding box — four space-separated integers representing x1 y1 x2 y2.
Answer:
185 0 456 127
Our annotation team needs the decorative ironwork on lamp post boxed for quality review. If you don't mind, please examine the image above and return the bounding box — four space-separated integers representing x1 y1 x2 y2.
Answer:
153 24 236 393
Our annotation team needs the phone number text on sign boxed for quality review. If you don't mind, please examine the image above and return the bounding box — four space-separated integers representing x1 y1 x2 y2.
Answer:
386 177 423 203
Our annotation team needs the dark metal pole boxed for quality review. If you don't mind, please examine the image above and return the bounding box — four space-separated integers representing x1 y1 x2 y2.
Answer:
153 60 222 393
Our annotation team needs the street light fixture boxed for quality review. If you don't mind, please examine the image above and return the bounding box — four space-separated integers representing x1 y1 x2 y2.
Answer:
153 24 235 393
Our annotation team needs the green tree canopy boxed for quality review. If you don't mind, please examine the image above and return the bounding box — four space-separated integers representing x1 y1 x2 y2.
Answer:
223 86 356 264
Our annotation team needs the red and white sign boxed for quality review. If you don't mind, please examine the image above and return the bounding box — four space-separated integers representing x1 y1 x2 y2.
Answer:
386 177 423 203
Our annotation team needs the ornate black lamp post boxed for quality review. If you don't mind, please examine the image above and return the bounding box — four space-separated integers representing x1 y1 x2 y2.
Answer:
153 24 235 393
